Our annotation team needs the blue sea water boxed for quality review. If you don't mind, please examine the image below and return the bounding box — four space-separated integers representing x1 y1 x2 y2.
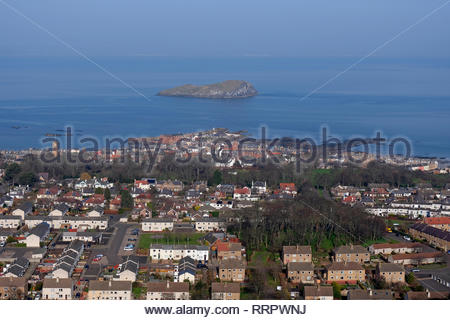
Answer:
0 57 449 157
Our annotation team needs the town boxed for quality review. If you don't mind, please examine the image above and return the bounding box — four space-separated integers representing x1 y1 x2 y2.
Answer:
0 129 449 301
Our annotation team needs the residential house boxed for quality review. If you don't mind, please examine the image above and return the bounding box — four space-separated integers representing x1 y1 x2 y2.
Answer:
423 217 450 231
409 223 450 251
24 216 108 230
3 257 29 278
185 189 201 200
405 290 448 300
87 206 104 217
376 263 405 284
218 259 245 282
251 181 267 194
369 242 422 255
333 245 370 263
42 278 73 300
156 180 183 193
0 215 21 229
24 222 50 247
61 231 102 243
326 262 365 284
195 218 225 232
12 202 32 220
49 204 69 217
0 277 27 299
52 240 84 278
233 187 252 200
134 180 152 191
88 280 132 300
287 262 314 284
280 183 297 196
304 285 333 300
211 282 240 300
177 256 197 283
84 194 105 208
216 240 243 260
141 218 174 232
146 281 189 300
347 289 393 300
282 245 312 264
37 187 59 200
388 251 445 265
150 244 209 262
117 256 139 282
109 196 121 211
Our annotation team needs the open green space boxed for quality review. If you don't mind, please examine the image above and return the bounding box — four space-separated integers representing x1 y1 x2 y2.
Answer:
138 232 204 249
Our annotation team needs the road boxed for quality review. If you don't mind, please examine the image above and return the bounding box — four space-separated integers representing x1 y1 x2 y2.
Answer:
89 222 138 266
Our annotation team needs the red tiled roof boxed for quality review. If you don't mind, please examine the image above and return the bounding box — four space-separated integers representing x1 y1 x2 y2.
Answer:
424 217 450 225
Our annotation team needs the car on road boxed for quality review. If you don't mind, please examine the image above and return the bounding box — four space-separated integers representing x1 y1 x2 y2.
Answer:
412 269 420 273
403 236 411 241
93 254 104 262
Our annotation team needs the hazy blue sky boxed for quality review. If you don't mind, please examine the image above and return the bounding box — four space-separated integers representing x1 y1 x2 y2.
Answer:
1 0 449 58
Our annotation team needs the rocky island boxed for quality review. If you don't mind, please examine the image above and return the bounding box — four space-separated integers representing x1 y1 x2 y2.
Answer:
157 80 258 99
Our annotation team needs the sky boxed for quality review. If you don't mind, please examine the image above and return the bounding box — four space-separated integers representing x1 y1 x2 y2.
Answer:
1 0 449 58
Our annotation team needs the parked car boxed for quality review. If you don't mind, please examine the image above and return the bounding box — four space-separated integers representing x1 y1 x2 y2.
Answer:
93 254 103 262
124 244 135 251
127 238 137 242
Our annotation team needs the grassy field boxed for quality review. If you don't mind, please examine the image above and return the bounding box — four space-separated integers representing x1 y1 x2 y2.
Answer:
138 232 204 249
249 250 272 267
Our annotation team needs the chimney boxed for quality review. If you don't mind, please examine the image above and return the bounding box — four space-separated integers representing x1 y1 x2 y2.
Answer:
56 277 60 284
426 289 430 298
369 289 372 296
109 280 112 288
166 281 170 289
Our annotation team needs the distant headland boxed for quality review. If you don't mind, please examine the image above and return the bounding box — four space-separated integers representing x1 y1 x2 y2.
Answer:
157 80 258 99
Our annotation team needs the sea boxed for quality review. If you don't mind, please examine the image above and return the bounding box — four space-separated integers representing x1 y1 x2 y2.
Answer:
0 56 449 158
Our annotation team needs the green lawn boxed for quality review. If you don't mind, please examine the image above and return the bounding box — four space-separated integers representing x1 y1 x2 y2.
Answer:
138 232 204 249
418 263 447 270
132 285 146 299
249 250 272 267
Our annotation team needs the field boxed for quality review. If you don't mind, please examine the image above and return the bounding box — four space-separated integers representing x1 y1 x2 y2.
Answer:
138 232 204 249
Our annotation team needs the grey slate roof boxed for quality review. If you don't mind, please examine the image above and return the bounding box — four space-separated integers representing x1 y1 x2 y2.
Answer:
30 222 50 239
410 223 450 241
17 202 33 213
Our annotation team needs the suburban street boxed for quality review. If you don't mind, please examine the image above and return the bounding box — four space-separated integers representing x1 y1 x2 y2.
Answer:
89 222 139 266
